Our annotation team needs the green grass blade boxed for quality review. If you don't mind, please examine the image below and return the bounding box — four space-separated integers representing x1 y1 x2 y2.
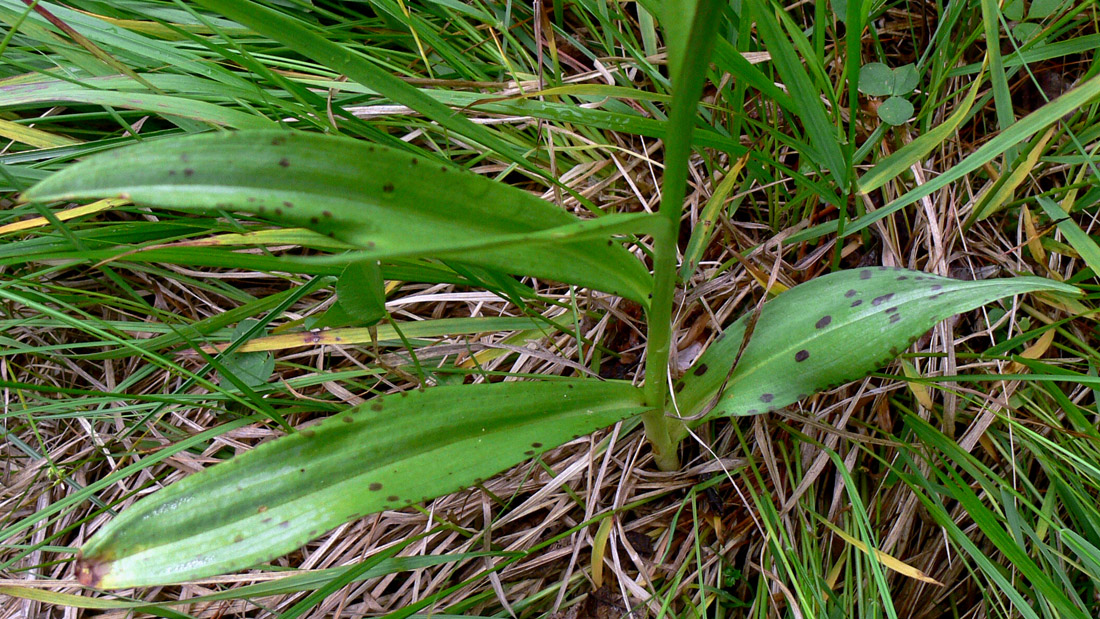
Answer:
1036 196 1100 276
74 380 648 588
195 0 531 168
0 77 274 129
800 68 1100 243
858 63 985 193
22 130 653 303
753 1 847 189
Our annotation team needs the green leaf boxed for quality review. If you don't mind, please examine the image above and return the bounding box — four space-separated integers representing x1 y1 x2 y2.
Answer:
192 0 531 169
1003 0 1025 21
877 96 914 125
22 130 653 304
1036 196 1100 277
827 68 1100 243
856 64 985 194
671 269 1077 430
1012 22 1043 44
217 320 274 388
75 380 649 588
0 78 273 129
859 62 894 97
755 3 848 188
891 64 920 94
336 260 386 326
1028 0 1066 19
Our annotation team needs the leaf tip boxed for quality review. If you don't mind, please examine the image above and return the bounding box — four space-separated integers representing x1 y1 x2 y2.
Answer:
75 552 110 589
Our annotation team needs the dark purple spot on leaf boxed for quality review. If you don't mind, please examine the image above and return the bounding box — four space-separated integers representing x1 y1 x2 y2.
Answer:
387 495 399 502
860 270 872 280
278 157 290 168
183 169 194 177
885 307 898 314
283 201 293 208
532 442 543 448
310 216 319 224
760 393 774 403
369 482 382 491
524 450 534 456
851 299 863 307
322 210 333 218
816 315 832 329
897 276 908 281
890 314 901 323
383 183 394 193
845 289 857 297
343 416 354 423
693 363 709 376
371 403 383 411
795 350 809 362
674 382 685 393
931 284 942 292
872 293 895 306
272 136 286 145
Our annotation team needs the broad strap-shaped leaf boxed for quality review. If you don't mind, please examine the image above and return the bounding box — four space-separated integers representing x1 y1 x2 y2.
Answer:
22 130 653 304
672 269 1077 430
75 380 648 588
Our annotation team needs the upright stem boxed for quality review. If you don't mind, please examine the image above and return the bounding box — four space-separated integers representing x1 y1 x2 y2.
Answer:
642 226 682 471
640 0 725 471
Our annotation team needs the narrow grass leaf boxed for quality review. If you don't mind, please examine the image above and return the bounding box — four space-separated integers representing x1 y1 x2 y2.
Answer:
22 130 653 304
0 117 81 149
0 78 273 129
810 69 1100 243
672 269 1077 429
975 127 1055 220
0 198 124 235
754 3 847 188
194 0 530 168
858 64 985 193
75 380 648 587
1036 196 1100 277
680 153 749 281
816 515 943 585
200 317 553 354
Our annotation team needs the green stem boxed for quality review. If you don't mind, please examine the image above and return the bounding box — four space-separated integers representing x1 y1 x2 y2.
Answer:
640 0 724 471
642 227 683 471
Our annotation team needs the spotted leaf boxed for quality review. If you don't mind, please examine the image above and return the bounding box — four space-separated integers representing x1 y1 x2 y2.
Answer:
75 380 648 588
21 130 654 305
672 269 1077 427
